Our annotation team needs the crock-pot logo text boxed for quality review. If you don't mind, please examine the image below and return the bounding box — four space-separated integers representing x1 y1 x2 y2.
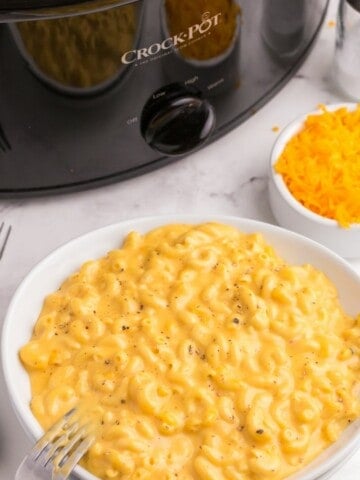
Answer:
121 12 222 64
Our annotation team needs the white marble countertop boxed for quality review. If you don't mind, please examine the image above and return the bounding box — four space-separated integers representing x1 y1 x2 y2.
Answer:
1 0 360 478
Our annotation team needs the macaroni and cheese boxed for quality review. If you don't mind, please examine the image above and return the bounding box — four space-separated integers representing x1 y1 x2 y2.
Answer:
20 223 360 480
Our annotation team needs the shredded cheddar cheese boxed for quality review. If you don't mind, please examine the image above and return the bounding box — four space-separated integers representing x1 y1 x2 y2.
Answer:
275 105 360 228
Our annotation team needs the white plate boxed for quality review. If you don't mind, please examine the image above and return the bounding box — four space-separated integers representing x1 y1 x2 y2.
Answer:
2 215 360 480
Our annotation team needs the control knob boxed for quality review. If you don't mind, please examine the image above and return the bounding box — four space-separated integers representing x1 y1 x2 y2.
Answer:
141 84 216 156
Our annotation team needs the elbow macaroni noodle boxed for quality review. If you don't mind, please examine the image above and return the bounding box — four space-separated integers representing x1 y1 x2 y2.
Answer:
20 223 360 480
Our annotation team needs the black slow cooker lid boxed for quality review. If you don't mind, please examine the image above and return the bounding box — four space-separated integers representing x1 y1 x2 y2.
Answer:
0 0 139 22
0 0 137 14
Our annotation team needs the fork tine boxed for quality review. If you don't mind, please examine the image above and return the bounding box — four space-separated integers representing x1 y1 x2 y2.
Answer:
38 419 80 467
53 423 90 467
16 408 93 480
52 435 94 480
37 408 93 479
29 408 78 464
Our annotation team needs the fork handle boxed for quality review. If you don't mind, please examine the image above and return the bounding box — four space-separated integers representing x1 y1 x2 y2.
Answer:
15 456 53 480
15 458 37 480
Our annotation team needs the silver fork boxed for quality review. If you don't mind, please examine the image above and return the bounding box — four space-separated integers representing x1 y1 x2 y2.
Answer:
15 408 94 480
0 222 12 261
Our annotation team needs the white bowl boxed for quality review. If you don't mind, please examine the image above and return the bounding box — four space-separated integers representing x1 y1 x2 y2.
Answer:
2 214 360 480
268 103 360 259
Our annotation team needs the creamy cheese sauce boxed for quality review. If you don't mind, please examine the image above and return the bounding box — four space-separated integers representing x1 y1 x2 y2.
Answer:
20 223 360 480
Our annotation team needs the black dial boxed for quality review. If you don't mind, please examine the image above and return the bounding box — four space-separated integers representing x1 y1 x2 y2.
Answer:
141 84 216 156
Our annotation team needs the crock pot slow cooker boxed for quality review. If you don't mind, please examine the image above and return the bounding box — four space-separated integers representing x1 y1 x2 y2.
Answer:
0 0 328 196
